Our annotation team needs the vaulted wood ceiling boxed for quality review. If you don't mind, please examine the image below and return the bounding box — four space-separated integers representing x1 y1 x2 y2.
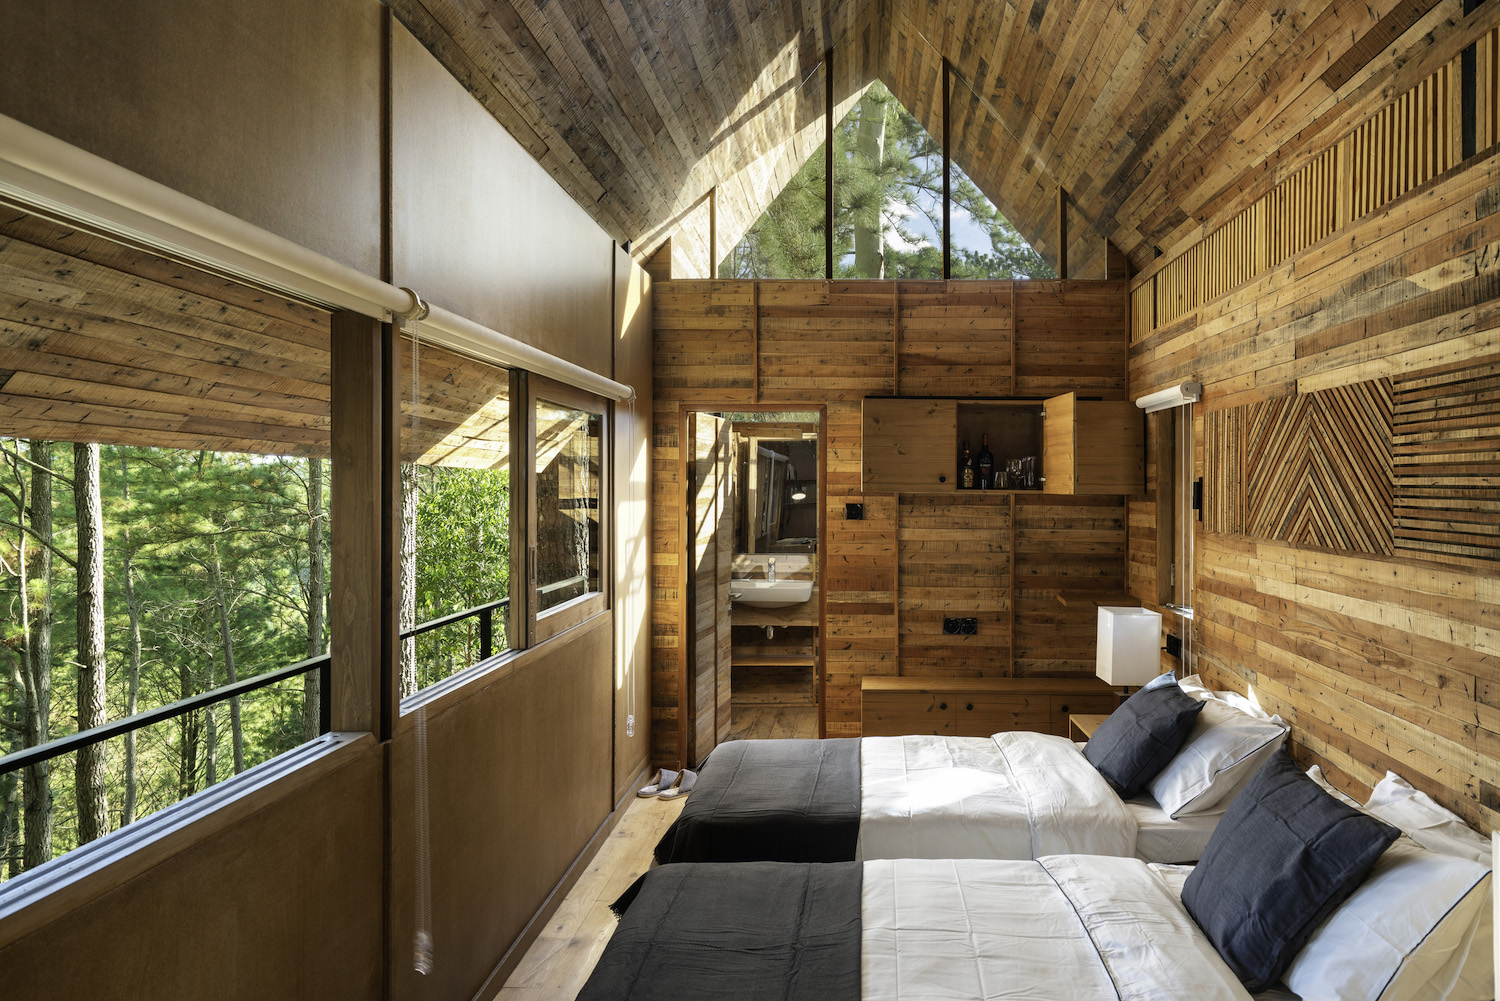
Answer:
392 0 1454 278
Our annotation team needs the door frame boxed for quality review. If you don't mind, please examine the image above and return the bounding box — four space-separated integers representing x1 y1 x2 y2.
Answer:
676 402 828 768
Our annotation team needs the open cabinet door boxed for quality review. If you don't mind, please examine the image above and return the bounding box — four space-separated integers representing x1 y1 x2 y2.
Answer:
688 413 734 765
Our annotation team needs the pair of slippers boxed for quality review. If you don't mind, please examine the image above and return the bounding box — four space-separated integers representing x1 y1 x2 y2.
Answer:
638 767 697 801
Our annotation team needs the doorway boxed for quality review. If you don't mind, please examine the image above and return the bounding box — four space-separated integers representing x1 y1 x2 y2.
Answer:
683 408 823 764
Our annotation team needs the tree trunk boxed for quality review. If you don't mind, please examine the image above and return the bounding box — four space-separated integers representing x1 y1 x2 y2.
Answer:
853 90 888 278
177 658 199 802
23 440 54 867
120 452 142 826
303 456 325 741
209 549 245 774
399 462 419 698
73 442 109 845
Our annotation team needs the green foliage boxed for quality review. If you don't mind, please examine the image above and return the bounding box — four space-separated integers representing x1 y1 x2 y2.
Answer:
0 441 513 877
409 465 511 691
719 81 1055 281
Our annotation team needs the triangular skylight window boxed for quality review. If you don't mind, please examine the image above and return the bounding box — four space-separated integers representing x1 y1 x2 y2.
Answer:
719 81 1054 280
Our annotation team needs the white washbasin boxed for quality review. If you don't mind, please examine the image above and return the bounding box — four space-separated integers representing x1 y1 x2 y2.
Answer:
729 578 812 608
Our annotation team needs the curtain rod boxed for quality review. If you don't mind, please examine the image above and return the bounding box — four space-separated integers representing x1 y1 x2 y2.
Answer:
0 114 635 403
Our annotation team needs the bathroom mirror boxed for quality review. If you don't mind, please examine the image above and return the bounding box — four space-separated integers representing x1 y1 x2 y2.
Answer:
720 416 818 556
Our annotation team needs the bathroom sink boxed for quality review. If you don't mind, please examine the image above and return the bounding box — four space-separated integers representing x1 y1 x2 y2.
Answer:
729 578 813 608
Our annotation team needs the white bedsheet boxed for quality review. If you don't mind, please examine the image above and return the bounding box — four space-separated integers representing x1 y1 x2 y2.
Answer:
857 732 1138 860
863 855 1253 1001
1127 793 1222 863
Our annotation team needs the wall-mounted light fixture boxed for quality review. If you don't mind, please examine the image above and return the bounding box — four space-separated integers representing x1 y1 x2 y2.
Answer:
1135 380 1203 413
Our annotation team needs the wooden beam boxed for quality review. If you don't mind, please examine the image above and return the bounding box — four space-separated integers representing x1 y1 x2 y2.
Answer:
825 47 834 281
943 58 952 281
1057 186 1069 280
329 310 400 738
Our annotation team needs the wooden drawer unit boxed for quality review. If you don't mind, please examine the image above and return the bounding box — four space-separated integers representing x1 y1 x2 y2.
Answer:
862 677 1120 737
862 690 957 736
958 694 1050 736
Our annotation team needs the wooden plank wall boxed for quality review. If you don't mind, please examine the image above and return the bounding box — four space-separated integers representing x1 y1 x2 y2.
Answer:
1128 91 1500 832
652 279 1128 758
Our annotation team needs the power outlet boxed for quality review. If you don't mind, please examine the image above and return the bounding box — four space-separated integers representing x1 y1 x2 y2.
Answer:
942 617 979 635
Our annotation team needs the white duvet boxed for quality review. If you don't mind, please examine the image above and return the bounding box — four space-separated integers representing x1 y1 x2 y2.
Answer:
863 855 1253 1001
857 732 1138 860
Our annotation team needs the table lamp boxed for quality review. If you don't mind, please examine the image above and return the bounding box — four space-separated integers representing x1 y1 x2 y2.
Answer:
1096 606 1163 694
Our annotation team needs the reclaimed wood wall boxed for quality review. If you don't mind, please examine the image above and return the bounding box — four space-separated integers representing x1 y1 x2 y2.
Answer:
1129 19 1500 832
652 279 1128 760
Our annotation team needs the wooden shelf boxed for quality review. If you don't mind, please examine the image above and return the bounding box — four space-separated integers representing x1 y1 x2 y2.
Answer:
732 655 816 668
1055 591 1137 608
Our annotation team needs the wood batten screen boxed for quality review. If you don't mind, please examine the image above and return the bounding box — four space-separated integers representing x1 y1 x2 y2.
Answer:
652 279 1129 761
1131 22 1492 340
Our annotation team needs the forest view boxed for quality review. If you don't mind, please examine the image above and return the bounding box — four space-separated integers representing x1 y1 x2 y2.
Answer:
0 441 509 880
720 81 1055 280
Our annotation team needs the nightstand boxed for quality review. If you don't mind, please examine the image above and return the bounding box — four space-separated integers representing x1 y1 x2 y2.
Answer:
1068 713 1111 742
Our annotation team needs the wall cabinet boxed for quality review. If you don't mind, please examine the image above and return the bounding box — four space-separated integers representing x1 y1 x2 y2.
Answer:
860 677 1120 737
861 394 1143 495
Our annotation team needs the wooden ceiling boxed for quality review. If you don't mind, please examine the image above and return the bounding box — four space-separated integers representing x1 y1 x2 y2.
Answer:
392 0 1456 278
0 208 509 465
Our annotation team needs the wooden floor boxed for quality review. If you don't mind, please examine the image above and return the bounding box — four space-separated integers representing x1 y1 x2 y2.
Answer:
493 792 685 1000
727 705 818 740
494 708 819 998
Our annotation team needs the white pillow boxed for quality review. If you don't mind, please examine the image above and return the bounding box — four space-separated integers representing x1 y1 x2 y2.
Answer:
1366 772 1491 863
1284 840 1492 1001
1305 765 1366 811
1177 674 1275 719
1147 697 1288 816
1364 772 1494 1001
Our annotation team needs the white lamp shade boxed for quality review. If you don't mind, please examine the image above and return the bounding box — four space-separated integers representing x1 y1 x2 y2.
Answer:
1096 606 1163 687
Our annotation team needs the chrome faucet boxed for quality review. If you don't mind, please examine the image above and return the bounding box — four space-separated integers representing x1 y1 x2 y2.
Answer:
767 558 776 582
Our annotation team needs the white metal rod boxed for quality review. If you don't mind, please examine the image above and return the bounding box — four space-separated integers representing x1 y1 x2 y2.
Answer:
0 113 635 402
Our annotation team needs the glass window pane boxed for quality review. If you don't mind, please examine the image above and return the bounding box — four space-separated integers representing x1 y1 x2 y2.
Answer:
400 336 511 698
947 74 1055 279
535 399 601 613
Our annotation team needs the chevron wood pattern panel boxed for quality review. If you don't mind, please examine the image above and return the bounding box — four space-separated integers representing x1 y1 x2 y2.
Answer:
1242 382 1395 555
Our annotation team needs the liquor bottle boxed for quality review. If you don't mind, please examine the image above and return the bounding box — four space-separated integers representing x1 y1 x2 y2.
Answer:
960 442 975 489
977 433 994 490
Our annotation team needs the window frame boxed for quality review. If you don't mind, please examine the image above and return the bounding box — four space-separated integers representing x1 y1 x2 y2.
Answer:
524 373 609 647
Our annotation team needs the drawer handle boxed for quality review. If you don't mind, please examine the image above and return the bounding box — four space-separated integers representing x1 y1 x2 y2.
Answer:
965 703 974 711
938 474 947 483
1060 704 1069 713
938 702 948 711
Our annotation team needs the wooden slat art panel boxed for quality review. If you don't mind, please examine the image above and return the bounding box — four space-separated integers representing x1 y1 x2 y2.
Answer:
1391 358 1500 565
1242 382 1395 555
1131 39 1470 342
897 494 1012 676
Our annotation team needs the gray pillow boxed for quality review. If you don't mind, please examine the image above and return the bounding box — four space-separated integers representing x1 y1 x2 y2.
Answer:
1082 676 1204 797
1182 749 1401 992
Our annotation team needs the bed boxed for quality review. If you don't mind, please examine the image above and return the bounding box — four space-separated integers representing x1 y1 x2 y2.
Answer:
655 674 1289 866
655 729 1247 865
587 754 1496 1001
